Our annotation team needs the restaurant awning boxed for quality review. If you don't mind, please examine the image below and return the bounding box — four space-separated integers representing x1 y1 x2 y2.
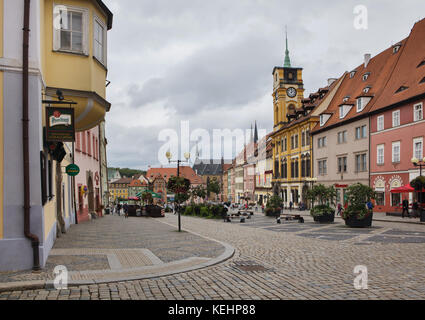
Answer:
391 184 415 193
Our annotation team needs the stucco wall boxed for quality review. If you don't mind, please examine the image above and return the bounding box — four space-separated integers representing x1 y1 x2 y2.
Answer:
313 117 370 186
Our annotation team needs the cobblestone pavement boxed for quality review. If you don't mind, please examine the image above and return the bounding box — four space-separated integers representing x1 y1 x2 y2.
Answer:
1 213 425 300
0 215 226 284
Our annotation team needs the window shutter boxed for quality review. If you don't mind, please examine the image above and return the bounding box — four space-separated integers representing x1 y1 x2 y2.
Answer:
52 7 62 51
83 11 89 55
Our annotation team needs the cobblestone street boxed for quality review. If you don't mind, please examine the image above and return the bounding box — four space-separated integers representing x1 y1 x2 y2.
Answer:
1 213 424 300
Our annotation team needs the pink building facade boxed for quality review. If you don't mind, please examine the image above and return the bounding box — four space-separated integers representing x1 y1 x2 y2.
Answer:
74 126 102 222
370 98 425 213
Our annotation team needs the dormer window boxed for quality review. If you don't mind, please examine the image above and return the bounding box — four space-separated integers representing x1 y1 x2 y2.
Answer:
395 86 408 93
417 60 425 68
320 114 330 127
393 45 401 54
362 73 370 81
343 96 350 103
363 86 371 94
339 104 352 119
350 71 356 78
420 77 425 84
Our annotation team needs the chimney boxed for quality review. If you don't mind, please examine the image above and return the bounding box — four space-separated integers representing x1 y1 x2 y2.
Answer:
364 53 371 68
327 78 337 86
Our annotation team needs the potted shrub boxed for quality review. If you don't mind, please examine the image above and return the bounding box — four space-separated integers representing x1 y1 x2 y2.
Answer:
265 195 282 217
342 183 376 228
307 184 336 223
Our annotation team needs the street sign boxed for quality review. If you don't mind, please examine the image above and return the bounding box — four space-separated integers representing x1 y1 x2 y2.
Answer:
66 164 80 176
45 107 75 142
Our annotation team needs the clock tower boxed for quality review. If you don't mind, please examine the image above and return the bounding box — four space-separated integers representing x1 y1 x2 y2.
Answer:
272 30 304 131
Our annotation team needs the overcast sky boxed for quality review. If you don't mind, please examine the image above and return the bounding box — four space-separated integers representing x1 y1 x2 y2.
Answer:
102 0 425 170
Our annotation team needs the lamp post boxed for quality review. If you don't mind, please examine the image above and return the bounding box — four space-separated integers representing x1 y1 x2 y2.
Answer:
411 157 425 205
166 151 190 232
411 157 425 176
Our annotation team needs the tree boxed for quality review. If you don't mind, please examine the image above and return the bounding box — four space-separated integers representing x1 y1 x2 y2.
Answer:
207 177 221 199
141 192 153 205
343 183 376 219
190 185 207 202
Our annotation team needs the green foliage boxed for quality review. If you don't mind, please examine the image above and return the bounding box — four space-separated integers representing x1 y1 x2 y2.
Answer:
207 177 221 196
342 183 376 220
191 185 207 201
307 184 337 207
310 204 334 217
175 192 190 204
141 192 153 205
307 184 337 217
410 176 425 191
179 204 227 219
167 176 191 193
111 167 145 178
266 195 282 210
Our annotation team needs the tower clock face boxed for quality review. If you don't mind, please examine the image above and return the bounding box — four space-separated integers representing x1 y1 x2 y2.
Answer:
287 87 297 98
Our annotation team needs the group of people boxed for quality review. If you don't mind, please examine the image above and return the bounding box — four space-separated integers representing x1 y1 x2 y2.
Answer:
112 203 129 218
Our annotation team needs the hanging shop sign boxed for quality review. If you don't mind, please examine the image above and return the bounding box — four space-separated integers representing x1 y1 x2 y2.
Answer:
45 107 75 142
66 164 80 177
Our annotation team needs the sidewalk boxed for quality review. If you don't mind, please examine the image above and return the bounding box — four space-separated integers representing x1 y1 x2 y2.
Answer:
0 215 234 292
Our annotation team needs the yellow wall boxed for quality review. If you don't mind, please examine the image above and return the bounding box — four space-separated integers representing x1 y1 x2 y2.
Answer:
0 0 4 239
43 0 108 99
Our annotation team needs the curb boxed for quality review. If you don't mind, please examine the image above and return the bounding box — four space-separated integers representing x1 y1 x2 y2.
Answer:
0 218 235 293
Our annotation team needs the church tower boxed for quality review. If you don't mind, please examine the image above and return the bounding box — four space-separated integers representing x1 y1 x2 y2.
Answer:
272 28 304 131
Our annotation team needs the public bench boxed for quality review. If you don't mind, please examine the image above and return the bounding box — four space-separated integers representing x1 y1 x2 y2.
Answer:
278 213 304 223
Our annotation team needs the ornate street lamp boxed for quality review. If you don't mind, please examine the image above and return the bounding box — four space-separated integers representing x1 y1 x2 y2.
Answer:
411 157 425 176
166 151 190 232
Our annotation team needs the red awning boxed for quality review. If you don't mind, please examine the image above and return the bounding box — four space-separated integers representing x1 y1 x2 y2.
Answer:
390 184 415 193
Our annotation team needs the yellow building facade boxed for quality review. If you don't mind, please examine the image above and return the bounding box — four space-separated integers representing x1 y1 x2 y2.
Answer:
270 37 342 208
0 0 113 271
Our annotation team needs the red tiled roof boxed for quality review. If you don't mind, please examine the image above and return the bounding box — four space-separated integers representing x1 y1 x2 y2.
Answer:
370 19 425 112
129 179 147 187
111 177 132 185
146 166 203 185
312 36 406 133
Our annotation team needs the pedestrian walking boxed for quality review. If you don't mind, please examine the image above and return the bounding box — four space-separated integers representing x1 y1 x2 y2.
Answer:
337 203 342 216
401 199 409 218
289 201 293 211
117 203 121 216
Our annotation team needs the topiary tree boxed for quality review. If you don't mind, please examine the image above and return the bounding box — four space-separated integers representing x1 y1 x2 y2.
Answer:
342 183 376 220
307 184 337 217
266 194 283 216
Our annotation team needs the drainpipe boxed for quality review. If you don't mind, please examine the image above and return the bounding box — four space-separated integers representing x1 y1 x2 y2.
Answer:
23 0 41 271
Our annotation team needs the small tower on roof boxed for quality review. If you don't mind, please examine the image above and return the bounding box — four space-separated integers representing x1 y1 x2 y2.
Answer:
284 26 291 68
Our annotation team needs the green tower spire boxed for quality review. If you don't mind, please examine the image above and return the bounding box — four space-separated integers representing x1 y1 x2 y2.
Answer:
284 26 291 68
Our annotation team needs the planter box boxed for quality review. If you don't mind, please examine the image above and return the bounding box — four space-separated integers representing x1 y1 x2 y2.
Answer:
313 212 335 223
420 210 425 222
345 212 373 228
